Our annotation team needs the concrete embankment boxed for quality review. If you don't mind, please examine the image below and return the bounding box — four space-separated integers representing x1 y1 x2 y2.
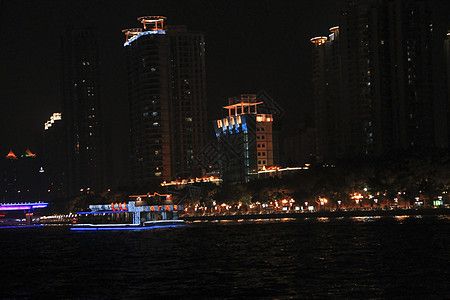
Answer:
181 207 450 222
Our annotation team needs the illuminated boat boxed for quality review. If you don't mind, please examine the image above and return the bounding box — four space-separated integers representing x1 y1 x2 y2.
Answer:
70 193 185 231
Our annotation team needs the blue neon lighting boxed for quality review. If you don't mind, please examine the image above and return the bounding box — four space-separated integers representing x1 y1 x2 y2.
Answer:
77 211 128 215
0 225 44 229
124 30 166 46
70 224 184 231
0 202 49 211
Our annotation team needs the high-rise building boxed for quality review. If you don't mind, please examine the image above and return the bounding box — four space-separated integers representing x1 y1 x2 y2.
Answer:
213 95 274 183
122 16 207 188
445 31 450 144
43 113 66 198
311 0 435 161
60 28 105 195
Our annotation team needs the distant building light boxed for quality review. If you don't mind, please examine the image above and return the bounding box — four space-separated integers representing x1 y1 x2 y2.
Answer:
310 36 328 46
44 112 62 130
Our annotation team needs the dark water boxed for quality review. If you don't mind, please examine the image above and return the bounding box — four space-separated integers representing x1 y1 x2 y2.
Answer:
0 216 449 299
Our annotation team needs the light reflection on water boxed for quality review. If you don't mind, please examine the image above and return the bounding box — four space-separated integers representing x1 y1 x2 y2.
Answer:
351 216 381 222
394 215 410 222
0 215 448 299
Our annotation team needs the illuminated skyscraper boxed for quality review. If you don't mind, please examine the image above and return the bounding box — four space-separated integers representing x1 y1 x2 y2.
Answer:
123 16 207 188
60 28 105 195
311 0 435 161
43 113 66 198
213 95 274 183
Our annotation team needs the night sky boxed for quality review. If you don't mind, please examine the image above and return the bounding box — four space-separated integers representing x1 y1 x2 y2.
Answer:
0 0 448 155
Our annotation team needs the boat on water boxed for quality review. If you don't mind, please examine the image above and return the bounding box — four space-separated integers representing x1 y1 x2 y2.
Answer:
71 220 185 231
71 193 185 231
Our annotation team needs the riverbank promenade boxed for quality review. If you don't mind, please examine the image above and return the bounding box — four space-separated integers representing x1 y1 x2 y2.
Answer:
181 207 450 221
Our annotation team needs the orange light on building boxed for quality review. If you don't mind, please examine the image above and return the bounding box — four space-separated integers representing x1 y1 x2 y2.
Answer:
137 16 167 31
6 150 17 160
310 36 328 46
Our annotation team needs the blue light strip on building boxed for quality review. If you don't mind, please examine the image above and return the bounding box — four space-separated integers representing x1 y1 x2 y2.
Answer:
77 211 127 215
124 30 166 46
0 202 49 211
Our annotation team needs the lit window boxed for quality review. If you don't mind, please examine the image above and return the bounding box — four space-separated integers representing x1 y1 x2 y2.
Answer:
153 122 159 127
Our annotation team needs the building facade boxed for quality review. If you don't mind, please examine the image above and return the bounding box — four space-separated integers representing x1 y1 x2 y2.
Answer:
213 95 274 183
60 28 105 195
123 16 207 188
1 149 45 202
445 31 450 145
311 0 435 162
43 113 66 198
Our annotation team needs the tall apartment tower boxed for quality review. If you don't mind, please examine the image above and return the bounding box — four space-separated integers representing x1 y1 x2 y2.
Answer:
43 113 66 198
445 31 450 144
60 28 105 195
123 17 207 188
311 0 435 161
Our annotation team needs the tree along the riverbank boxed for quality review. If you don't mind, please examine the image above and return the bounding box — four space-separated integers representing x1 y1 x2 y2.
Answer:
177 150 450 210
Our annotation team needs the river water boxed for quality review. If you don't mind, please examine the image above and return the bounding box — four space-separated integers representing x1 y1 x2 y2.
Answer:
0 215 449 299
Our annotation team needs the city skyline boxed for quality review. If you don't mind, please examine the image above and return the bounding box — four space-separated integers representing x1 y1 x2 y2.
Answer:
0 0 341 153
0 1 449 183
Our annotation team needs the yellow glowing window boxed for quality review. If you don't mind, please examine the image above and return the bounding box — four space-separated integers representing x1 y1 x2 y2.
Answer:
217 120 222 128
